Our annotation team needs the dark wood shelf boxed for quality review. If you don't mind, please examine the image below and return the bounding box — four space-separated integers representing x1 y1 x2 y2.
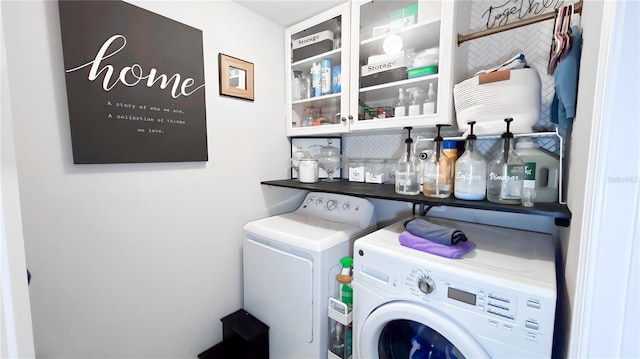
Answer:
261 179 572 227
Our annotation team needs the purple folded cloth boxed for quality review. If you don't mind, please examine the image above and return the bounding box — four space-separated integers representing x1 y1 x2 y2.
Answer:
399 231 476 259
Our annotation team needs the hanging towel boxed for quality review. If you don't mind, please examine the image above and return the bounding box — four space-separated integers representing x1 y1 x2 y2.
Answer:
399 231 476 259
551 25 582 129
405 218 468 245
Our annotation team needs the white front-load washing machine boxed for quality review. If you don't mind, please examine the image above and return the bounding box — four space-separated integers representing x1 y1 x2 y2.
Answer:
353 216 557 359
243 192 376 359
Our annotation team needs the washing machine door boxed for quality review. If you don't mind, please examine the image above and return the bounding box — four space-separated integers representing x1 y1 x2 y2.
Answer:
358 301 490 359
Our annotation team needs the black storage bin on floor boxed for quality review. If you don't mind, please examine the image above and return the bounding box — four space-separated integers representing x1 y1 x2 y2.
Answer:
197 343 223 359
221 309 269 359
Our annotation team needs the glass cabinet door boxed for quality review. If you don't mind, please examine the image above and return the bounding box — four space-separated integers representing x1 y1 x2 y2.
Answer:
349 0 457 132
285 3 351 136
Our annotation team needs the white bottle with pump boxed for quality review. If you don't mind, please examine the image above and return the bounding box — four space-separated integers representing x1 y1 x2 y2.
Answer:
454 121 487 200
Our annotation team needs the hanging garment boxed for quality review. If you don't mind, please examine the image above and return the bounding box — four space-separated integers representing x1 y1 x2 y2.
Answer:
551 25 582 128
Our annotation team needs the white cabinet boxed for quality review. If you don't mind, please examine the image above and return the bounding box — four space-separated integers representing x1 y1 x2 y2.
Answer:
285 3 351 136
349 0 461 132
285 0 468 137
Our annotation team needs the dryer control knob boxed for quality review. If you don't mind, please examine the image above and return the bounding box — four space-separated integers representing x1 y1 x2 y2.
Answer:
326 200 337 210
418 277 435 294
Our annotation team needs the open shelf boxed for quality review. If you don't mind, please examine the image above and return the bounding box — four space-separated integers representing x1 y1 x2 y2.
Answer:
261 179 572 227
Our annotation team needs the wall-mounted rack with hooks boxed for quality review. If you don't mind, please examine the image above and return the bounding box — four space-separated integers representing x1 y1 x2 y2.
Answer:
457 0 583 45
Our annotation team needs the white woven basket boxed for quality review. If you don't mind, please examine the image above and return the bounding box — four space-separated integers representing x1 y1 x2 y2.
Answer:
453 68 541 135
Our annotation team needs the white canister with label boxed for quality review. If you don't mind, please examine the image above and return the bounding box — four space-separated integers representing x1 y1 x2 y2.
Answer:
365 159 385 184
298 158 319 183
349 158 365 182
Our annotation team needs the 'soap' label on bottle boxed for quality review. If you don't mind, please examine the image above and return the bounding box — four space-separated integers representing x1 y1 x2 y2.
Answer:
523 162 536 189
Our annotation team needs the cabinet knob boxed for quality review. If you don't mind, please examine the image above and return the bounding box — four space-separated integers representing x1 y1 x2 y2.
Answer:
348 115 354 120
341 117 347 122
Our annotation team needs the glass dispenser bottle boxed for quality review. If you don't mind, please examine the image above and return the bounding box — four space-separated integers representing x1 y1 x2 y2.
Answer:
422 124 452 198
487 118 525 204
454 121 487 200
395 127 420 195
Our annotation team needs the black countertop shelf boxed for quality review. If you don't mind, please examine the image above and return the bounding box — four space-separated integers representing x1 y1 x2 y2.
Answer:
261 179 572 227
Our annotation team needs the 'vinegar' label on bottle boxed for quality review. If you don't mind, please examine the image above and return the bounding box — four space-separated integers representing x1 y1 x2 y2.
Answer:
489 165 523 182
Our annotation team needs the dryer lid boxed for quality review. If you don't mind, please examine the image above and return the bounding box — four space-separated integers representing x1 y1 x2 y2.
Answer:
243 212 371 252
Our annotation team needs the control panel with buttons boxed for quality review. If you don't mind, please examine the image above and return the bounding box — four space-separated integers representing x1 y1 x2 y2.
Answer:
401 263 552 349
295 192 375 229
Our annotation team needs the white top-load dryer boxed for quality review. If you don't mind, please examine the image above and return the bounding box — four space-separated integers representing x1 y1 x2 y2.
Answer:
353 216 557 359
243 192 376 359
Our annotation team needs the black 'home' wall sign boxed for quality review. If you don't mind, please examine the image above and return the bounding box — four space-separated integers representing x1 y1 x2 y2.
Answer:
58 0 208 164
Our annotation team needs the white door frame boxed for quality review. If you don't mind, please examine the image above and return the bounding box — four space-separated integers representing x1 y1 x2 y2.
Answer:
1 4 36 356
569 0 639 357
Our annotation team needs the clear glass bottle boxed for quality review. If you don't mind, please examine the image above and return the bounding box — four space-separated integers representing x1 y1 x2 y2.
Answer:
423 82 436 114
487 118 525 204
454 121 487 200
422 124 452 198
292 70 303 101
333 17 342 50
395 127 421 195
330 321 345 357
394 88 408 117
303 72 311 99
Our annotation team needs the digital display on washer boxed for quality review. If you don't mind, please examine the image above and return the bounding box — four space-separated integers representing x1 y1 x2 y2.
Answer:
448 287 476 305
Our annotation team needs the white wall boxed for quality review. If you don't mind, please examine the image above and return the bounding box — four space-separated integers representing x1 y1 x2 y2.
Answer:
1 3 35 355
1 1 293 357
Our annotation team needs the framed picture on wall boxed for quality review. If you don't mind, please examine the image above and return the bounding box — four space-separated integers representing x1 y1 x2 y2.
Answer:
218 53 254 101
58 0 208 164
